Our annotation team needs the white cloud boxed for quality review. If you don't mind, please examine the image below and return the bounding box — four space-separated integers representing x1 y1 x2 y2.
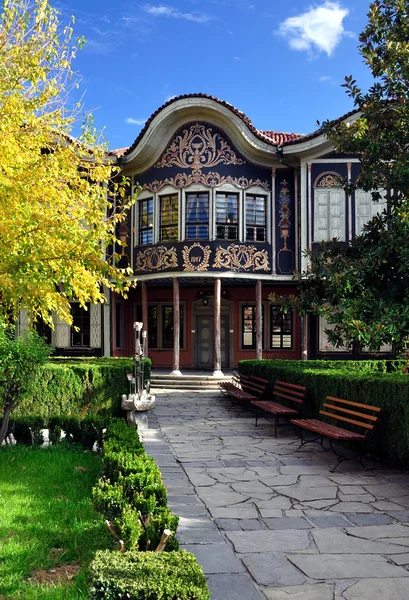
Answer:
278 2 349 56
126 118 146 125
143 5 213 23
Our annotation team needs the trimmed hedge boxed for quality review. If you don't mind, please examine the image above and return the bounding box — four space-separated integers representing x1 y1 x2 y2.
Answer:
13 357 151 419
239 359 409 467
93 419 180 553
89 550 210 600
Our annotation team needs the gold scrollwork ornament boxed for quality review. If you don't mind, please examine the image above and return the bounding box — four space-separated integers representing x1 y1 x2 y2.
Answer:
136 246 178 272
182 243 211 272
213 244 270 272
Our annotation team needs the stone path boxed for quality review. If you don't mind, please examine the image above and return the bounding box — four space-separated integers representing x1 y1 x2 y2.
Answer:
140 389 409 600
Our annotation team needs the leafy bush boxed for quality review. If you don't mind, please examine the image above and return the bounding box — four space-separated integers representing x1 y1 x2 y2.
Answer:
239 359 409 467
14 357 152 419
0 327 50 444
89 550 210 600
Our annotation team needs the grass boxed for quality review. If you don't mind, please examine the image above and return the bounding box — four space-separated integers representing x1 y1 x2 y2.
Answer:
0 444 113 599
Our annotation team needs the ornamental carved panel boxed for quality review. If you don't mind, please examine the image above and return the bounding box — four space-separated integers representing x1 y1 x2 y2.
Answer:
156 123 246 170
143 173 270 193
134 242 272 275
182 243 211 272
315 172 344 188
136 246 178 272
213 244 270 272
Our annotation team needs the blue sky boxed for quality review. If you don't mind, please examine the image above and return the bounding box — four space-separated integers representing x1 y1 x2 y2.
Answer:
56 0 374 150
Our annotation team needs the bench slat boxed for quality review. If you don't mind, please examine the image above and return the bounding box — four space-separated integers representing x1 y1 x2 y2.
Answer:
326 396 381 413
323 403 379 423
291 418 366 441
274 391 304 405
319 410 374 430
251 376 269 384
275 385 305 399
276 380 306 392
251 400 298 415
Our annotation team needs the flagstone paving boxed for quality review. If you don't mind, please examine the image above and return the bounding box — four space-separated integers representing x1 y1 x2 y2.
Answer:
140 389 409 599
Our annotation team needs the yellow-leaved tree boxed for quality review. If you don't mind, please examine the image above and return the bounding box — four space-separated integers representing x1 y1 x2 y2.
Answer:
0 0 134 327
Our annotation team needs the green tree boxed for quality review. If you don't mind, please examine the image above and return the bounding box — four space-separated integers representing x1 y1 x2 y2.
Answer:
277 0 409 353
0 325 50 445
0 0 134 328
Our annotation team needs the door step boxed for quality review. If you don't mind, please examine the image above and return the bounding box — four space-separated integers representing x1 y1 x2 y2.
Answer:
150 373 232 391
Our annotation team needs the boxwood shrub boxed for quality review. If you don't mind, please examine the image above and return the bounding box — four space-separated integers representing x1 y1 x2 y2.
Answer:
13 357 151 418
239 359 409 467
89 550 210 600
94 418 180 553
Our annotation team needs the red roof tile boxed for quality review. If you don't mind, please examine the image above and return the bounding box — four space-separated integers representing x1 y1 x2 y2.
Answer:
120 94 305 157
107 95 359 157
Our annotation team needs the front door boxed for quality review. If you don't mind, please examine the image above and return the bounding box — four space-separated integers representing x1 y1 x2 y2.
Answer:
197 316 213 368
196 315 230 369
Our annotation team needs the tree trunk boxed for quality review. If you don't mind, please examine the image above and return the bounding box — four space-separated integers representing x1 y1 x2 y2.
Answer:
0 404 13 446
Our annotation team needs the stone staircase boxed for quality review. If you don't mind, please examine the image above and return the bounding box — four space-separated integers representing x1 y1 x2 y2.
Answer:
150 371 233 391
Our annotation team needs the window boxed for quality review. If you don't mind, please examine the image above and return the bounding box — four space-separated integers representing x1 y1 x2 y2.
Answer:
355 189 387 233
160 193 178 241
186 192 209 239
314 189 345 241
216 192 238 240
270 306 292 349
148 306 158 349
135 304 158 349
35 318 52 345
162 305 184 349
242 305 264 349
71 304 90 347
246 194 266 242
139 198 153 245
116 302 124 348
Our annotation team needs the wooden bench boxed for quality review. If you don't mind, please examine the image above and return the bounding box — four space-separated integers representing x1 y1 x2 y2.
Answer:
221 373 268 406
218 370 241 397
291 396 381 472
251 380 306 437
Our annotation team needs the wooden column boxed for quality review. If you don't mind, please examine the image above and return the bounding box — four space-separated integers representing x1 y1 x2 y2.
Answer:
213 278 223 376
255 280 262 360
142 281 148 358
171 278 182 375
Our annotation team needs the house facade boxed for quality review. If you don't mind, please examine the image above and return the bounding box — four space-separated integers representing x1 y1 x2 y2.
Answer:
35 94 391 368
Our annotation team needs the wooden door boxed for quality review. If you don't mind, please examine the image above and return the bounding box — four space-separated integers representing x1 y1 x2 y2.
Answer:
197 316 213 368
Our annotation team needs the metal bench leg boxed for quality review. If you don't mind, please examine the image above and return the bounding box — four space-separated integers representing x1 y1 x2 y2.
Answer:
275 415 279 438
255 406 259 427
329 440 367 473
295 427 326 451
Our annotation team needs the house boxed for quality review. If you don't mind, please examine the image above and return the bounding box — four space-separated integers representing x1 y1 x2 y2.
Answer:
33 94 390 368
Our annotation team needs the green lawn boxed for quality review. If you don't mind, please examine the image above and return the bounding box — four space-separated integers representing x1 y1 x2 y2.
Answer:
0 444 113 599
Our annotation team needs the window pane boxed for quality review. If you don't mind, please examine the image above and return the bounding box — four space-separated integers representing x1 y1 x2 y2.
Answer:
71 305 90 347
160 194 178 241
186 193 209 239
162 305 184 349
148 306 158 348
246 194 266 242
242 305 264 349
135 304 158 349
139 199 153 245
270 306 293 349
216 193 238 240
